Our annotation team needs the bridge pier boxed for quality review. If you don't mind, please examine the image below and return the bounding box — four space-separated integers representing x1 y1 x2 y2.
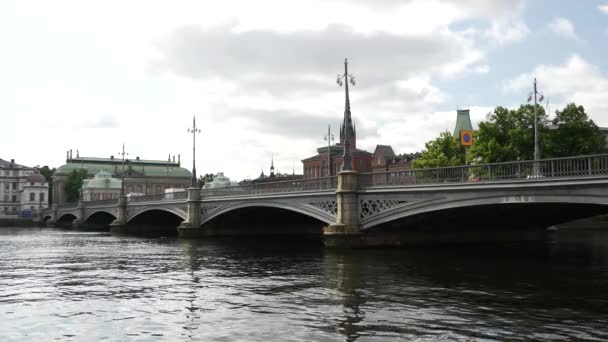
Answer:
177 187 202 238
324 171 367 247
109 194 127 232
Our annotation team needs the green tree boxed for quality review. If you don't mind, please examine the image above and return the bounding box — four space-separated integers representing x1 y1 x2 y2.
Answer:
39 166 55 204
197 173 215 188
545 103 607 157
64 169 87 203
469 104 549 163
413 131 465 168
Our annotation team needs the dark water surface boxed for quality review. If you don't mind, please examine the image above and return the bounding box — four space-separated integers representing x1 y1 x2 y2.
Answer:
1 227 608 341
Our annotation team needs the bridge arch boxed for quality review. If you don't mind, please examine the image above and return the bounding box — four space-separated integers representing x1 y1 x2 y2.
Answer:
56 213 78 226
126 207 187 223
83 210 117 226
83 209 117 223
201 201 335 227
362 193 608 230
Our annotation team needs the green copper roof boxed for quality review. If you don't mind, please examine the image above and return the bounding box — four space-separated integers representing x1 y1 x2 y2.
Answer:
453 109 473 136
83 170 122 189
56 157 192 178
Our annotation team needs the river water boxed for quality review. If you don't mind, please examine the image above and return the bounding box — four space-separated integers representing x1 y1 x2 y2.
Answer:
1 227 607 341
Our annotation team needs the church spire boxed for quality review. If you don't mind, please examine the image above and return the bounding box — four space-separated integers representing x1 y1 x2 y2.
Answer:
270 153 275 177
337 58 356 171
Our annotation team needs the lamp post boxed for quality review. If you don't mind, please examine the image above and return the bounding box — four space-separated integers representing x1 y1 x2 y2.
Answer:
527 78 544 176
336 58 356 171
324 125 334 176
187 116 201 188
118 143 128 196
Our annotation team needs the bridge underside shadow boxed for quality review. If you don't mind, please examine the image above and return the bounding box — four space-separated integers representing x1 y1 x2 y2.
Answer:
55 214 77 228
112 209 184 236
82 212 116 229
362 203 608 246
200 207 326 237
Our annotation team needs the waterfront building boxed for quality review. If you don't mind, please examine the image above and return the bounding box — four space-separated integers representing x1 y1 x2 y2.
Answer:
453 109 474 137
82 171 122 201
53 152 192 204
0 158 49 217
203 172 237 189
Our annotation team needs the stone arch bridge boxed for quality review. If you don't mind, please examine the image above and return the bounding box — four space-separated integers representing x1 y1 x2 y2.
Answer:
43 155 608 246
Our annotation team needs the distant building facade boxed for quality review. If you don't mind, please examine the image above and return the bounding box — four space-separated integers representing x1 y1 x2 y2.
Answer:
53 152 192 204
0 158 49 217
82 170 122 201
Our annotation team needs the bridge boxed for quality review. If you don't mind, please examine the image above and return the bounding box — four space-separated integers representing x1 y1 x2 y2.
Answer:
42 154 608 247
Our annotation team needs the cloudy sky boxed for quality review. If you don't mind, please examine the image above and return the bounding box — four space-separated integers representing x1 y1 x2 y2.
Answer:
2 0 607 180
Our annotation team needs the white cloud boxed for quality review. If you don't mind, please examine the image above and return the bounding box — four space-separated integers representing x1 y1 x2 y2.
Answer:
599 4 608 14
0 0 530 180
548 17 580 41
485 19 530 45
503 55 608 125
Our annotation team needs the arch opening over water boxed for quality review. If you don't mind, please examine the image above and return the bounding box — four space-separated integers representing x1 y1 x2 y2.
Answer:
367 203 608 233
126 209 185 235
56 213 77 227
83 211 116 227
201 206 326 236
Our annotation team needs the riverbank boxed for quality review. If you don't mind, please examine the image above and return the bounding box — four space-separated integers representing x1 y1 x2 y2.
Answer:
0 218 35 227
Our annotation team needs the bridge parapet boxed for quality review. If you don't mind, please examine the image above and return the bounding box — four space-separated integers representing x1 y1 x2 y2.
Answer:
200 176 337 197
359 154 608 188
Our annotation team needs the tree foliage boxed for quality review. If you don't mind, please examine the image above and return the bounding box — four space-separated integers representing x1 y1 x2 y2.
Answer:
468 104 549 163
544 103 607 157
413 132 465 168
64 169 87 203
197 173 215 188
415 102 606 168
39 166 55 204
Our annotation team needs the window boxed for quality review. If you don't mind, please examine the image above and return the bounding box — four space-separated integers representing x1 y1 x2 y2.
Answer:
30 193 35 201
11 207 16 213
3 195 7 202
3 207 7 214
11 195 16 202
4 184 8 191
12 170 18 176
12 183 17 190
40 193 45 202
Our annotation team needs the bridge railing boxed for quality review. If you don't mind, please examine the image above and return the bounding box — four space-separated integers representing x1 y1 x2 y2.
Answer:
127 191 188 202
56 202 78 209
200 176 337 197
359 154 608 188
83 199 118 206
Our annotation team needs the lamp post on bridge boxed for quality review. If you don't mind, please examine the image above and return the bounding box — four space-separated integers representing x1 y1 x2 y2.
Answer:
178 116 203 236
324 125 334 177
336 58 356 171
110 143 129 229
527 78 545 176
188 116 201 188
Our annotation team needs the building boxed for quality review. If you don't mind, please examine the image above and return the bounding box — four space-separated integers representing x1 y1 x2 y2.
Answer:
0 158 49 217
371 146 420 173
53 152 192 204
453 109 473 137
82 170 122 201
241 158 304 185
203 172 237 189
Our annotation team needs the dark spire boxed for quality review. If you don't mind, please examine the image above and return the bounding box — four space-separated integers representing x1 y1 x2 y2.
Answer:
338 58 356 171
270 154 275 177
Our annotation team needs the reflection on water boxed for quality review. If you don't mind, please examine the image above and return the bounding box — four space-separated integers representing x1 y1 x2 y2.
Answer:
1 227 607 341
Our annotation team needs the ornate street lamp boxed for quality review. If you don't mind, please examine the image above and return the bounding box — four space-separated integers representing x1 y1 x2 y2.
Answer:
118 143 128 196
337 58 356 171
324 125 334 176
187 116 201 187
527 78 545 176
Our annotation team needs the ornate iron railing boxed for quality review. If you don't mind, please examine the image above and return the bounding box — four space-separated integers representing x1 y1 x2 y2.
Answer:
200 176 337 197
56 202 78 209
84 198 118 206
358 154 608 188
127 191 188 202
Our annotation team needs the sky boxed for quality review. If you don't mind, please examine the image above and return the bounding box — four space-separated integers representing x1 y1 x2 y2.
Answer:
1 0 608 181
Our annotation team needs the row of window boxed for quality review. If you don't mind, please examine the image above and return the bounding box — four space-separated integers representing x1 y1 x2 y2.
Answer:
1 192 45 203
1 183 18 191
0 170 19 176
2 207 17 214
